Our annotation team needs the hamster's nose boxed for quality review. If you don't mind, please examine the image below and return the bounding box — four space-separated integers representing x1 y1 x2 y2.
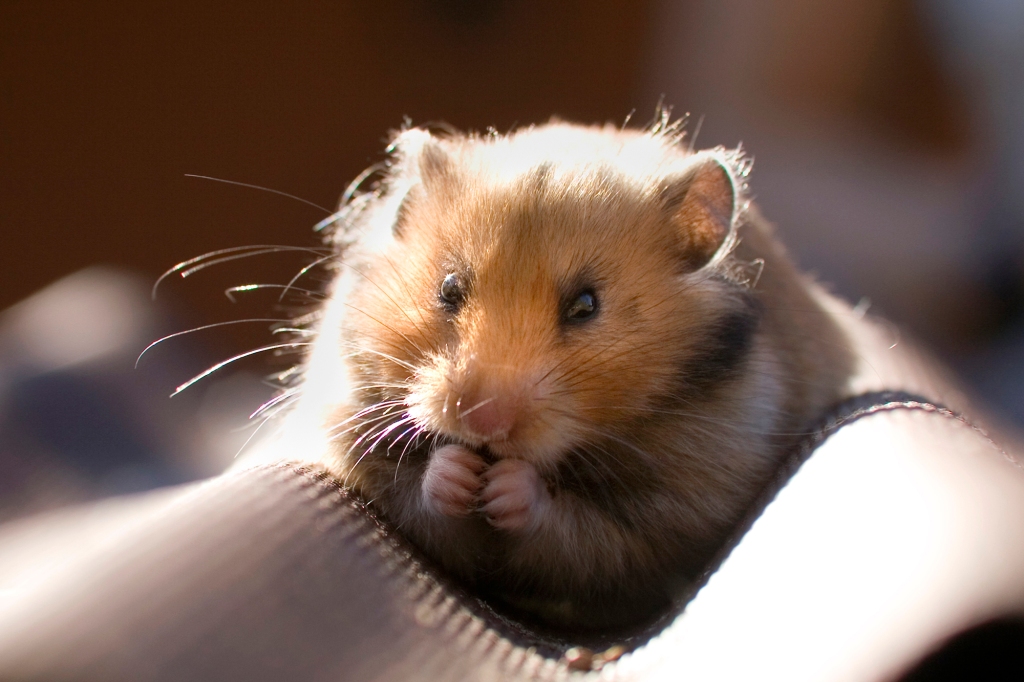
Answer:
458 390 518 442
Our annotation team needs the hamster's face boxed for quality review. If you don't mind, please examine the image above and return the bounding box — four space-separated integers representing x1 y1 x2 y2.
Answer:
343 150 738 470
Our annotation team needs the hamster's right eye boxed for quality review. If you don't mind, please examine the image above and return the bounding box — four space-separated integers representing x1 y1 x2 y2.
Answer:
563 289 598 323
439 273 465 309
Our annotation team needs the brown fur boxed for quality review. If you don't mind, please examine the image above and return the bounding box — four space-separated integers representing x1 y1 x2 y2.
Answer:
287 120 855 629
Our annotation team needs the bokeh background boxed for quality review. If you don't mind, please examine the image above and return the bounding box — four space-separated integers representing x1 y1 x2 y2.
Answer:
2 0 1023 520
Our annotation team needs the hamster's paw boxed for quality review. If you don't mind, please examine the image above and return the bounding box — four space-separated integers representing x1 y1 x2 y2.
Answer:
480 458 549 532
421 444 486 517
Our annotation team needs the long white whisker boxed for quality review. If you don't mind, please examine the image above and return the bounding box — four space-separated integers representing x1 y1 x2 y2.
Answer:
225 283 324 303
250 388 300 420
152 245 330 298
184 174 333 214
457 396 495 420
326 401 407 437
338 344 419 373
232 413 277 460
171 342 312 397
338 260 439 356
343 302 430 360
136 318 290 368
278 254 337 301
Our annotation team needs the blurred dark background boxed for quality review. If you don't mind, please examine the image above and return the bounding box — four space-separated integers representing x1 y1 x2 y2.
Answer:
2 0 1023 519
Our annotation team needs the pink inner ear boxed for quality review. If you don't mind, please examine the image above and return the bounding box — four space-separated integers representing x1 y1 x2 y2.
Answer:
670 158 736 268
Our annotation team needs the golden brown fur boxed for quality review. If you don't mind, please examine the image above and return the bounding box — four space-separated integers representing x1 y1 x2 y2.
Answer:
286 120 855 628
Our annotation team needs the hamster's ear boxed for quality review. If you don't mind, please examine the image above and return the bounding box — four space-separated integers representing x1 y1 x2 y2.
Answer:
387 128 456 238
661 154 737 270
391 128 455 193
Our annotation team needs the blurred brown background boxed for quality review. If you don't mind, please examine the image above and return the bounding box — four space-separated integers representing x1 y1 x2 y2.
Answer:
1 0 656 348
0 0 991 338
4 0 1006 345
2 0 1023 514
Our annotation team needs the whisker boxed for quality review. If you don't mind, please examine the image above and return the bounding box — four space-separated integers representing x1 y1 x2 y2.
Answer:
225 283 324 303
153 245 330 299
184 173 333 214
370 416 417 455
271 327 317 336
326 400 407 436
340 421 391 487
457 396 495 420
328 402 406 434
135 318 291 368
341 417 397 455
581 442 635 492
377 254 439 354
250 388 300 420
345 413 412 475
179 250 308 280
343 302 430 359
232 412 278 460
339 261 437 356
397 424 429 469
335 342 419 373
278 254 337 301
391 423 424 485
273 365 304 383
556 337 655 388
171 342 312 397
536 335 624 388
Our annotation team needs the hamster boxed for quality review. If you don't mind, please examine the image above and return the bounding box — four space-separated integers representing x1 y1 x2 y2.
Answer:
280 117 856 629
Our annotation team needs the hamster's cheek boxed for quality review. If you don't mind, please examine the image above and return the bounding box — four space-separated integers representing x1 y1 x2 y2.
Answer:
404 362 455 432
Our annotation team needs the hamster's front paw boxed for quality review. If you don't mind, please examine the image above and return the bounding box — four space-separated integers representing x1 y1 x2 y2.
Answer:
480 458 549 532
421 444 486 517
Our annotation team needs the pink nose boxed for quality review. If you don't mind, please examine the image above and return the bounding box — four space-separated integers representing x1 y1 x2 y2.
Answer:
459 392 518 441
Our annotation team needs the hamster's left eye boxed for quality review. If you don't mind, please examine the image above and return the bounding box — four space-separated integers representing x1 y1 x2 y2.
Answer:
439 273 465 308
563 290 598 323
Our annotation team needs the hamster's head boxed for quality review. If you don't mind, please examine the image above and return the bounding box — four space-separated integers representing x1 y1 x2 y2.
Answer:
337 124 749 470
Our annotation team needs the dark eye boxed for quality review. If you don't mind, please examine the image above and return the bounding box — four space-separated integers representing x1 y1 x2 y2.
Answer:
439 273 464 308
564 289 598 323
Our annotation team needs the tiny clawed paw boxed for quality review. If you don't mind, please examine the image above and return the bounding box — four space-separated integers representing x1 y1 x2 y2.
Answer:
480 458 547 532
421 447 547 530
421 444 486 517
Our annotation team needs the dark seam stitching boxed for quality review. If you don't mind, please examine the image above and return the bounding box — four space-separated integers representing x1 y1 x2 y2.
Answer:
788 390 1016 473
691 390 1018 601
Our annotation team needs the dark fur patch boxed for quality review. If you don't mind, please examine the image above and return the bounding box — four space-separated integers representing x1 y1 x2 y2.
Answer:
676 292 761 395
